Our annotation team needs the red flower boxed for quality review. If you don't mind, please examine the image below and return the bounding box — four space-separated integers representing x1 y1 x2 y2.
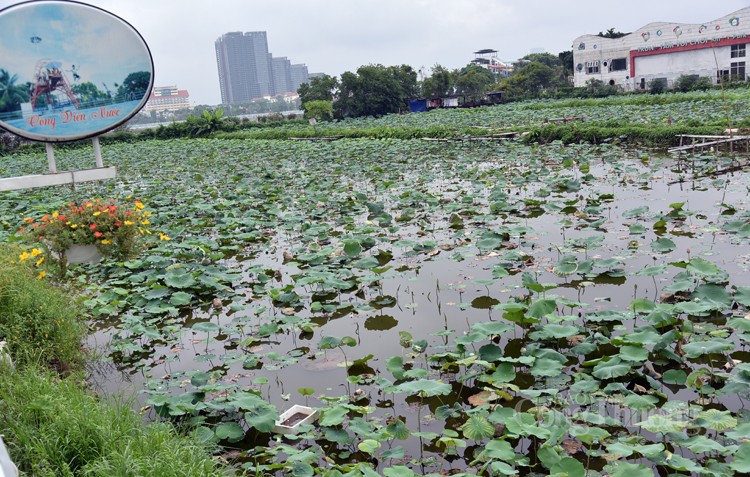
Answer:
114 221 122 227
58 214 67 221
94 231 103 237
89 223 97 230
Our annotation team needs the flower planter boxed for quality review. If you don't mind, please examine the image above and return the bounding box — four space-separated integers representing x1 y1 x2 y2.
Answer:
65 244 103 265
273 405 317 434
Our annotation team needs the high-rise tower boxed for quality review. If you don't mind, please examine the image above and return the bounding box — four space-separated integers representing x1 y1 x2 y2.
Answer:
215 31 274 104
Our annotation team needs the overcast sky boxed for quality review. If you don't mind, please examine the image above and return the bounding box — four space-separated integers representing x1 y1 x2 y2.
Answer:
1 0 748 106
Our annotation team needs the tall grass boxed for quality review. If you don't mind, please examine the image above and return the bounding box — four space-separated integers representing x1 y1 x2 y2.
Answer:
0 245 83 368
0 244 230 476
0 366 229 476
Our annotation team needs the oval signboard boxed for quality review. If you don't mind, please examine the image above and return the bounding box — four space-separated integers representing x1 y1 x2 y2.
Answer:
0 1 153 142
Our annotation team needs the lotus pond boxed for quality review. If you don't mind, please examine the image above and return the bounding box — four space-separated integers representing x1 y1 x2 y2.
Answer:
3 137 750 476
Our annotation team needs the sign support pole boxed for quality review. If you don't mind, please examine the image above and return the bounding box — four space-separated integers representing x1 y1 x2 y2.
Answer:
45 142 57 173
92 136 103 168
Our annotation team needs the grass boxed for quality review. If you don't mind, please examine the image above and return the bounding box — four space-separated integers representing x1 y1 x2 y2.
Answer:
0 366 229 476
0 245 83 368
0 244 230 477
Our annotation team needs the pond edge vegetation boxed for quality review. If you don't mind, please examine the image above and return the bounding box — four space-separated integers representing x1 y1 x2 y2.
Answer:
0 245 230 476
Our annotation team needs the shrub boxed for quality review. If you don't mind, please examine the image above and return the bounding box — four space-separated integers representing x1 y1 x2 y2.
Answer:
649 78 668 95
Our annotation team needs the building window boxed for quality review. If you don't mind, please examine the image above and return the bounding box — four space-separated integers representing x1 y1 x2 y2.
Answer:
731 61 746 81
610 58 627 71
731 44 746 58
585 60 600 74
717 69 729 84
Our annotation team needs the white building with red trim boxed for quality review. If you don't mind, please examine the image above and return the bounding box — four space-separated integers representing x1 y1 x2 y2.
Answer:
144 85 190 113
572 7 750 90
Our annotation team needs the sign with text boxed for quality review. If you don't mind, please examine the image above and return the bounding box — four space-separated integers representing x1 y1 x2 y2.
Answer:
0 1 154 142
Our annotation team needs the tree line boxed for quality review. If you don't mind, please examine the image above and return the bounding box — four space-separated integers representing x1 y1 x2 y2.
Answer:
298 51 584 120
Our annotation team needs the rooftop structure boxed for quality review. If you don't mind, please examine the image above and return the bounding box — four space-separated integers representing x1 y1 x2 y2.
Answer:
472 49 513 77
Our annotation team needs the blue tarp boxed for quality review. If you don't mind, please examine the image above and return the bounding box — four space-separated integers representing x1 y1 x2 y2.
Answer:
408 99 428 113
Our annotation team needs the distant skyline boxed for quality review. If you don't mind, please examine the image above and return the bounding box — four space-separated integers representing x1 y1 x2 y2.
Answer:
1 0 747 106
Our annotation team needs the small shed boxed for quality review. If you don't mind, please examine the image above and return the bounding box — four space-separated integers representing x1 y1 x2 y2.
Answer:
408 99 428 113
443 97 459 108
427 98 442 109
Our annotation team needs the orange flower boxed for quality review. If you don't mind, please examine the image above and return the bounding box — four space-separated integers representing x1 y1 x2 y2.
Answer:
89 223 97 230
94 231 103 237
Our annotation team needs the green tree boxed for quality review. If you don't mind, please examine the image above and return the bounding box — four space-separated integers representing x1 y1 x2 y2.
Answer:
333 64 411 118
303 100 333 121
0 69 30 114
388 64 418 99
71 82 109 105
517 53 562 69
186 108 224 137
115 71 151 101
558 50 574 77
598 28 628 39
421 64 456 98
455 64 496 103
297 74 338 103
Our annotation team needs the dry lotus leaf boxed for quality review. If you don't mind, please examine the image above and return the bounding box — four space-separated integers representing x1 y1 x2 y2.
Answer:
468 390 501 407
562 438 584 455
567 334 586 346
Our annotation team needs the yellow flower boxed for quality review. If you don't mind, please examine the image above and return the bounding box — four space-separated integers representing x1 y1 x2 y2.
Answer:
101 239 112 245
124 220 135 226
30 248 43 257
141 219 150 225
159 233 171 241
52 211 59 218
18 251 30 262
35 256 44 266
135 201 144 210
70 223 78 229
93 211 101 216
37 271 46 279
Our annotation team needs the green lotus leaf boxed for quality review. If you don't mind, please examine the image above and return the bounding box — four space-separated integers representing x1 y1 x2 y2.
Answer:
192 321 219 333
169 291 193 306
394 379 452 397
618 345 649 362
215 422 245 443
163 269 197 288
592 357 631 379
636 265 668 276
696 409 738 431
681 338 734 358
651 237 676 253
382 466 416 477
550 457 585 477
622 393 658 411
686 257 724 276
531 358 563 377
608 462 654 477
461 414 495 441
732 442 750 473
636 414 687 433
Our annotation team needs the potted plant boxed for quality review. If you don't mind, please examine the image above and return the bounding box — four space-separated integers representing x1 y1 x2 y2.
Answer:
19 197 159 265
